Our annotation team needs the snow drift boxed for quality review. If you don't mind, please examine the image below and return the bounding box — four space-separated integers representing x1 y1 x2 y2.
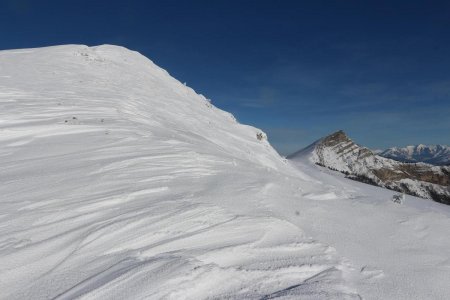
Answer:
1 45 450 300
0 45 358 299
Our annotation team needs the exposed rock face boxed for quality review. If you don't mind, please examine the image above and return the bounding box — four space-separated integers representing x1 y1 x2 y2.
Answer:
288 130 450 204
380 144 450 166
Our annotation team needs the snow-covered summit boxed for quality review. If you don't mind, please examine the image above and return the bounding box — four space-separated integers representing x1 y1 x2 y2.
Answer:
2 45 450 300
380 144 450 165
0 45 359 299
0 44 284 170
288 130 450 204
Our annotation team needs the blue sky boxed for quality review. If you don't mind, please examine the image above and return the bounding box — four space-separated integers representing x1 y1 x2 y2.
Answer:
1 0 449 155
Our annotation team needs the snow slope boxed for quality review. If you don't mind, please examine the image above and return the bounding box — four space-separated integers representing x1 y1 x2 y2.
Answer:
0 45 358 299
1 45 450 299
288 154 450 300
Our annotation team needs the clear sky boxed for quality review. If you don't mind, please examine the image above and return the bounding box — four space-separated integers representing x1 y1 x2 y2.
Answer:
1 0 449 155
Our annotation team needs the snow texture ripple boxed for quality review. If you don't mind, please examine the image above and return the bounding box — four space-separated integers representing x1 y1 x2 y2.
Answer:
1 45 450 300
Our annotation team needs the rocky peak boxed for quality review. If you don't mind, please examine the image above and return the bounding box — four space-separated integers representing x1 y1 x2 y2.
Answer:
289 131 450 204
321 130 350 147
316 130 373 161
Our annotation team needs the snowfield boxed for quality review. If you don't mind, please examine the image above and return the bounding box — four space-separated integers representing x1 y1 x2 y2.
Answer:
1 45 450 299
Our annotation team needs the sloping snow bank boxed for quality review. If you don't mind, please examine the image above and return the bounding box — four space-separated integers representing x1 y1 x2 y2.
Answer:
2 45 450 300
289 152 450 300
0 45 356 299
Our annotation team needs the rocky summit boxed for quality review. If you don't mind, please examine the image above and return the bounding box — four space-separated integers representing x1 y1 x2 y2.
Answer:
288 130 450 204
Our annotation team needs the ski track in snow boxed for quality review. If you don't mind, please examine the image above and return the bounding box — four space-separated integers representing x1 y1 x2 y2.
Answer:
1 45 449 299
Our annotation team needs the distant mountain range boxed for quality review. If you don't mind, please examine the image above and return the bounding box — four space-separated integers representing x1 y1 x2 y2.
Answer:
379 145 450 166
288 131 450 204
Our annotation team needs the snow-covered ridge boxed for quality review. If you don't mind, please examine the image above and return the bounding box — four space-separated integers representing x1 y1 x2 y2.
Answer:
288 130 450 204
0 44 283 170
2 45 450 300
0 45 361 299
380 144 450 165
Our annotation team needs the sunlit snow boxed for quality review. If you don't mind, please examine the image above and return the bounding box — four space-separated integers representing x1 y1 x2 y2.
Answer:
0 45 449 300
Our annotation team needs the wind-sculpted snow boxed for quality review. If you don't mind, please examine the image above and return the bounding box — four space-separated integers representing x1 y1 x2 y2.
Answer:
1 45 450 300
0 45 359 299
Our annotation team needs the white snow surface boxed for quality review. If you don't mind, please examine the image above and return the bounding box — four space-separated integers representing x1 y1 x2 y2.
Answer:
1 45 450 300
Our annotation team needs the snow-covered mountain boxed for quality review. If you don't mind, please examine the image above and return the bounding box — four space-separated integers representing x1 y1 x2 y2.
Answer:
380 144 450 165
0 44 356 299
288 130 450 204
1 45 450 300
